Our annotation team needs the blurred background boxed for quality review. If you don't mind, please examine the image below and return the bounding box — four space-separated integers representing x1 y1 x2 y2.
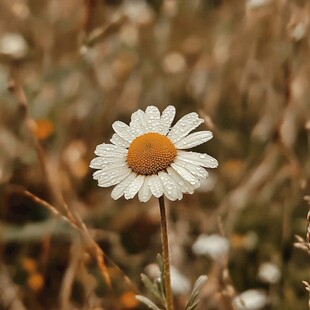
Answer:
0 0 310 309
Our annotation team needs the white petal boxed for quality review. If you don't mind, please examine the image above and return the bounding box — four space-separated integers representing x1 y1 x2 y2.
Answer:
93 163 128 180
90 156 126 169
110 133 130 148
145 106 160 118
174 157 208 179
111 172 137 200
94 143 127 157
177 150 218 168
176 189 183 200
112 121 136 143
168 112 204 143
124 175 145 199
129 109 149 136
145 106 161 133
138 176 152 202
174 131 213 149
158 171 179 201
170 163 200 187
96 166 131 187
149 174 164 198
159 105 176 135
166 166 195 194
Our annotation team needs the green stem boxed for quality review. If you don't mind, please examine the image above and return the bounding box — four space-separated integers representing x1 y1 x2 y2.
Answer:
158 196 174 310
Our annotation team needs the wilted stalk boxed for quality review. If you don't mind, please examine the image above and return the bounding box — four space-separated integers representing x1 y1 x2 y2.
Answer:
158 196 174 310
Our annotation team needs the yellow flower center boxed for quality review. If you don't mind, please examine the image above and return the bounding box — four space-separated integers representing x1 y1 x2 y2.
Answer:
127 132 177 175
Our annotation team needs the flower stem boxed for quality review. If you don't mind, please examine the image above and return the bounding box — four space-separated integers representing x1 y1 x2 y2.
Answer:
158 196 174 310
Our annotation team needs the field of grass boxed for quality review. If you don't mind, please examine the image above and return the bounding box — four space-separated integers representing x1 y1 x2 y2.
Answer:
0 0 310 309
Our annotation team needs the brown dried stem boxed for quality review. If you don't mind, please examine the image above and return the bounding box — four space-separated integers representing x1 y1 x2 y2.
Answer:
158 196 174 310
8 185 139 293
7 80 112 285
60 238 82 310
7 80 73 218
305 196 310 251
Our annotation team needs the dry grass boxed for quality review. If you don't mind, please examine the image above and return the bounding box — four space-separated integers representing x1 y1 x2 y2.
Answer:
0 0 310 309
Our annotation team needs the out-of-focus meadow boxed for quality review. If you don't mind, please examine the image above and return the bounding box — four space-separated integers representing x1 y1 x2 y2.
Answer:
0 0 310 309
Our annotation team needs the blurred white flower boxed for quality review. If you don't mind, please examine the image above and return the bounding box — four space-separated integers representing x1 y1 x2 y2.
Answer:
0 33 28 59
258 262 281 284
90 106 218 202
233 289 268 310
162 52 187 74
122 0 154 25
246 0 270 9
170 266 191 295
196 174 217 193
192 234 229 259
145 263 160 279
144 263 191 295
291 23 307 41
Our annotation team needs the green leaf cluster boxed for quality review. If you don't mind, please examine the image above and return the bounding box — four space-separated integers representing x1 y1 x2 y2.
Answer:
136 254 208 310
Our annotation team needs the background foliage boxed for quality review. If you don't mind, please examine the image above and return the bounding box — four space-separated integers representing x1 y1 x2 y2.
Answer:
0 0 310 309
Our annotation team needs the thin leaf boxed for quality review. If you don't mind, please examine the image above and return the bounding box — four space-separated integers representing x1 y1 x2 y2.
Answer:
185 275 208 310
156 254 167 302
156 254 166 295
136 295 164 310
156 254 164 276
141 274 166 306
156 276 166 304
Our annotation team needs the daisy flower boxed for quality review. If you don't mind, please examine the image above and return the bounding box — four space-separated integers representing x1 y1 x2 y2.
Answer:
90 106 218 202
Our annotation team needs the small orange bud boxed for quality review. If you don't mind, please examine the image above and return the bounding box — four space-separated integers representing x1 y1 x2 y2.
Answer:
33 119 54 140
21 257 37 273
27 273 44 292
120 291 139 309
